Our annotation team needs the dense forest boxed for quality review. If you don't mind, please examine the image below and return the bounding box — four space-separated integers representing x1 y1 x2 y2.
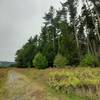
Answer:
15 0 100 68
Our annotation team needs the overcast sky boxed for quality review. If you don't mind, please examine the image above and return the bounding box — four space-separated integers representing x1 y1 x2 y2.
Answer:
0 0 67 62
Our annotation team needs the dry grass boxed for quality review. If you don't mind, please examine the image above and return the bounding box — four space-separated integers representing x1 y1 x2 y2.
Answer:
0 68 10 98
48 67 100 100
0 67 98 100
0 68 68 100
15 68 87 100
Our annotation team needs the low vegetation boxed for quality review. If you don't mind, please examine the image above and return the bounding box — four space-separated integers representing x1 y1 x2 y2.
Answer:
80 53 99 67
1 68 100 99
16 68 87 100
0 69 9 88
53 53 67 67
48 68 100 100
0 68 9 98
33 52 48 69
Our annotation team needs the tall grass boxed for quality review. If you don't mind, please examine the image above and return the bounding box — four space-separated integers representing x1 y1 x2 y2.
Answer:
0 68 9 98
47 68 100 99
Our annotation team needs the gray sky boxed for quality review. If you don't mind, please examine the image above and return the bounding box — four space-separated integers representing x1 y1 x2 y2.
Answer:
0 0 66 62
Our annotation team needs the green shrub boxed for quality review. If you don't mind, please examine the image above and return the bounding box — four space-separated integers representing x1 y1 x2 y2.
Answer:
33 52 48 69
53 53 68 67
80 53 99 67
48 68 100 99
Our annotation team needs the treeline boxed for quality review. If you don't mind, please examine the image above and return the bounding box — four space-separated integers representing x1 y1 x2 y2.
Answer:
15 0 100 68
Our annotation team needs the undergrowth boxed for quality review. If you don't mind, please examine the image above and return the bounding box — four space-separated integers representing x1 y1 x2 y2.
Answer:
48 68 100 100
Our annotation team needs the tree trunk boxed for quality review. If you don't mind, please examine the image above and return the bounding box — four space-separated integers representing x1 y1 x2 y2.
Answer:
73 20 81 59
85 0 100 41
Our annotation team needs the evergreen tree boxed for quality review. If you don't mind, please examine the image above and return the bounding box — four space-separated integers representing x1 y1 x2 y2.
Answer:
15 0 100 67
15 35 38 67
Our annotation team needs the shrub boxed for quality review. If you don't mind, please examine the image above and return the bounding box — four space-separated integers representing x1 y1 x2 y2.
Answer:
53 53 68 67
80 53 99 67
33 52 48 69
47 68 100 99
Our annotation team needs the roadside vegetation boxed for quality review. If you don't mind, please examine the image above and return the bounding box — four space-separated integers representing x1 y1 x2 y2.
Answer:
0 68 87 100
0 69 8 87
0 68 100 99
15 68 87 100
48 68 100 100
0 69 9 98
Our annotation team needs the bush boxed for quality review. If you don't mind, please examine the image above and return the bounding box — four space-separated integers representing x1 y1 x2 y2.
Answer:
80 53 99 67
33 52 48 69
53 53 68 67
47 68 100 99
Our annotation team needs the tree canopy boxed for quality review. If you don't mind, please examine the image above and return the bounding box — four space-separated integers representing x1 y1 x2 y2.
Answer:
15 0 100 68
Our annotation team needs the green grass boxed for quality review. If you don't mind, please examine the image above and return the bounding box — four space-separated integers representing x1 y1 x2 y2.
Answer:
47 86 87 100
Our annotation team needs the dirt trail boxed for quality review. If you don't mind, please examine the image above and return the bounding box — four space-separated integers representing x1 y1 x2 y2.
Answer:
2 70 60 100
3 71 35 100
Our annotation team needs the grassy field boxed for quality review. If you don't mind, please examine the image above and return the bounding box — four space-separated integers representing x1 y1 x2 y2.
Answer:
0 67 100 100
0 68 10 98
47 68 100 100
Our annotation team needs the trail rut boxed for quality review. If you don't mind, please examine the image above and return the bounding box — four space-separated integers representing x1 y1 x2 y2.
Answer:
2 70 60 100
3 71 45 100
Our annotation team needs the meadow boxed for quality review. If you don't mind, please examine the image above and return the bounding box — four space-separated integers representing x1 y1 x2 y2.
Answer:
0 67 100 100
48 67 100 100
